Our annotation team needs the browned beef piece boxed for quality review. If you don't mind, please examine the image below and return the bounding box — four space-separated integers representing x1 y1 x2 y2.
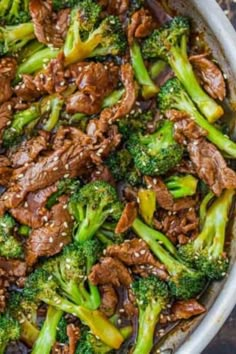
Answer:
0 57 17 104
145 176 174 210
98 0 129 14
10 184 57 228
89 257 133 287
174 159 197 175
66 62 119 115
67 324 80 354
14 75 44 101
52 344 69 354
0 284 6 313
115 202 137 233
0 102 13 143
29 0 70 47
0 156 12 186
0 258 27 277
128 9 157 45
190 54 226 101
188 138 236 196
26 196 73 265
99 284 118 317
8 133 49 168
160 299 206 324
107 239 168 280
154 204 199 244
90 165 115 186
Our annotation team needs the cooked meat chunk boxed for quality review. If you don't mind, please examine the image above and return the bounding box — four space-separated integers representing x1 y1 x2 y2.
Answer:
29 0 70 47
174 159 197 175
172 299 206 320
0 156 12 186
0 258 27 277
99 284 118 317
8 133 49 168
66 62 119 115
145 176 174 210
90 165 115 186
0 102 13 143
107 239 168 280
26 196 73 265
98 0 129 14
14 75 44 101
188 138 236 195
190 54 226 101
67 324 80 354
128 9 157 45
0 57 17 104
115 202 137 233
89 257 133 287
0 284 6 313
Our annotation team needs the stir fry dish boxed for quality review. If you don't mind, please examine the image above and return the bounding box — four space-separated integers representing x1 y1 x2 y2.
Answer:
0 0 236 353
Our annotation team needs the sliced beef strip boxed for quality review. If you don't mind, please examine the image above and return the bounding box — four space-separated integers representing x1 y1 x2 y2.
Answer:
115 202 137 233
188 138 236 196
67 324 80 354
145 176 174 210
66 62 119 115
0 57 17 104
14 74 44 101
26 195 73 265
160 299 206 324
89 257 133 287
106 239 168 280
0 258 27 277
128 8 157 45
29 0 70 47
0 102 13 143
90 165 115 186
174 159 197 175
190 53 226 101
98 0 129 15
99 284 118 317
0 156 13 187
52 344 69 354
8 132 49 168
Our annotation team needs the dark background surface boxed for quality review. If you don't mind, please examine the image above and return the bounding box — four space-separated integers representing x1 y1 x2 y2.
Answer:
203 1 236 353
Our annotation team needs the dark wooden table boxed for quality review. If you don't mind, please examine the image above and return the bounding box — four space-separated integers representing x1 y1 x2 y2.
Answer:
203 1 236 353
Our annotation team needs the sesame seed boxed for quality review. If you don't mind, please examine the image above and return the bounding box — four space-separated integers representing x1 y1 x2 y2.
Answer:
60 243 64 247
49 237 53 243
134 252 140 257
53 167 58 171
64 174 69 178
140 250 146 255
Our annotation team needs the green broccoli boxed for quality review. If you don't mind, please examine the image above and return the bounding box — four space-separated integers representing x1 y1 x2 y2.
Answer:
69 181 122 243
32 306 63 354
23 268 125 349
56 315 68 344
105 149 142 186
52 0 79 11
0 313 20 354
118 109 154 140
64 1 126 65
0 0 30 25
96 222 125 246
142 16 223 122
75 326 114 354
127 120 183 176
7 292 39 348
46 178 80 209
132 218 206 299
178 189 234 280
41 94 64 132
132 276 169 354
3 103 40 148
43 240 102 310
158 78 236 158
130 40 159 99
0 214 23 258
0 22 34 55
165 174 199 199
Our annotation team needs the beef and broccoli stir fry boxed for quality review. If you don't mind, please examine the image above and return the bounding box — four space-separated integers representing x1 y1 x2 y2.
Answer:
0 0 235 353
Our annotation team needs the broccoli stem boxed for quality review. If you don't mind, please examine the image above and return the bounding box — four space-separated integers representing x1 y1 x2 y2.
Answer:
133 303 162 354
7 22 34 41
132 218 178 257
9 0 20 19
18 40 46 64
169 42 223 123
17 47 60 76
174 90 236 158
12 103 40 131
20 320 39 348
43 96 64 132
130 41 159 99
0 0 9 17
32 306 63 354
102 88 125 108
149 59 167 80
199 191 215 227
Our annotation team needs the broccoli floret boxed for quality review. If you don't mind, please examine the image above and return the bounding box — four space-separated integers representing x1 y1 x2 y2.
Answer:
64 1 126 65
131 276 169 354
178 189 234 280
3 103 40 148
69 181 122 243
117 110 154 140
7 292 39 348
0 313 20 354
0 22 34 55
132 218 206 299
76 326 114 354
165 174 198 199
158 78 236 158
0 0 30 25
46 178 80 209
105 149 142 186
127 120 183 176
0 214 23 258
130 40 159 99
142 16 223 122
41 94 64 132
23 268 124 349
43 240 102 310
16 47 60 77
52 0 79 11
32 306 63 354
56 315 68 344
